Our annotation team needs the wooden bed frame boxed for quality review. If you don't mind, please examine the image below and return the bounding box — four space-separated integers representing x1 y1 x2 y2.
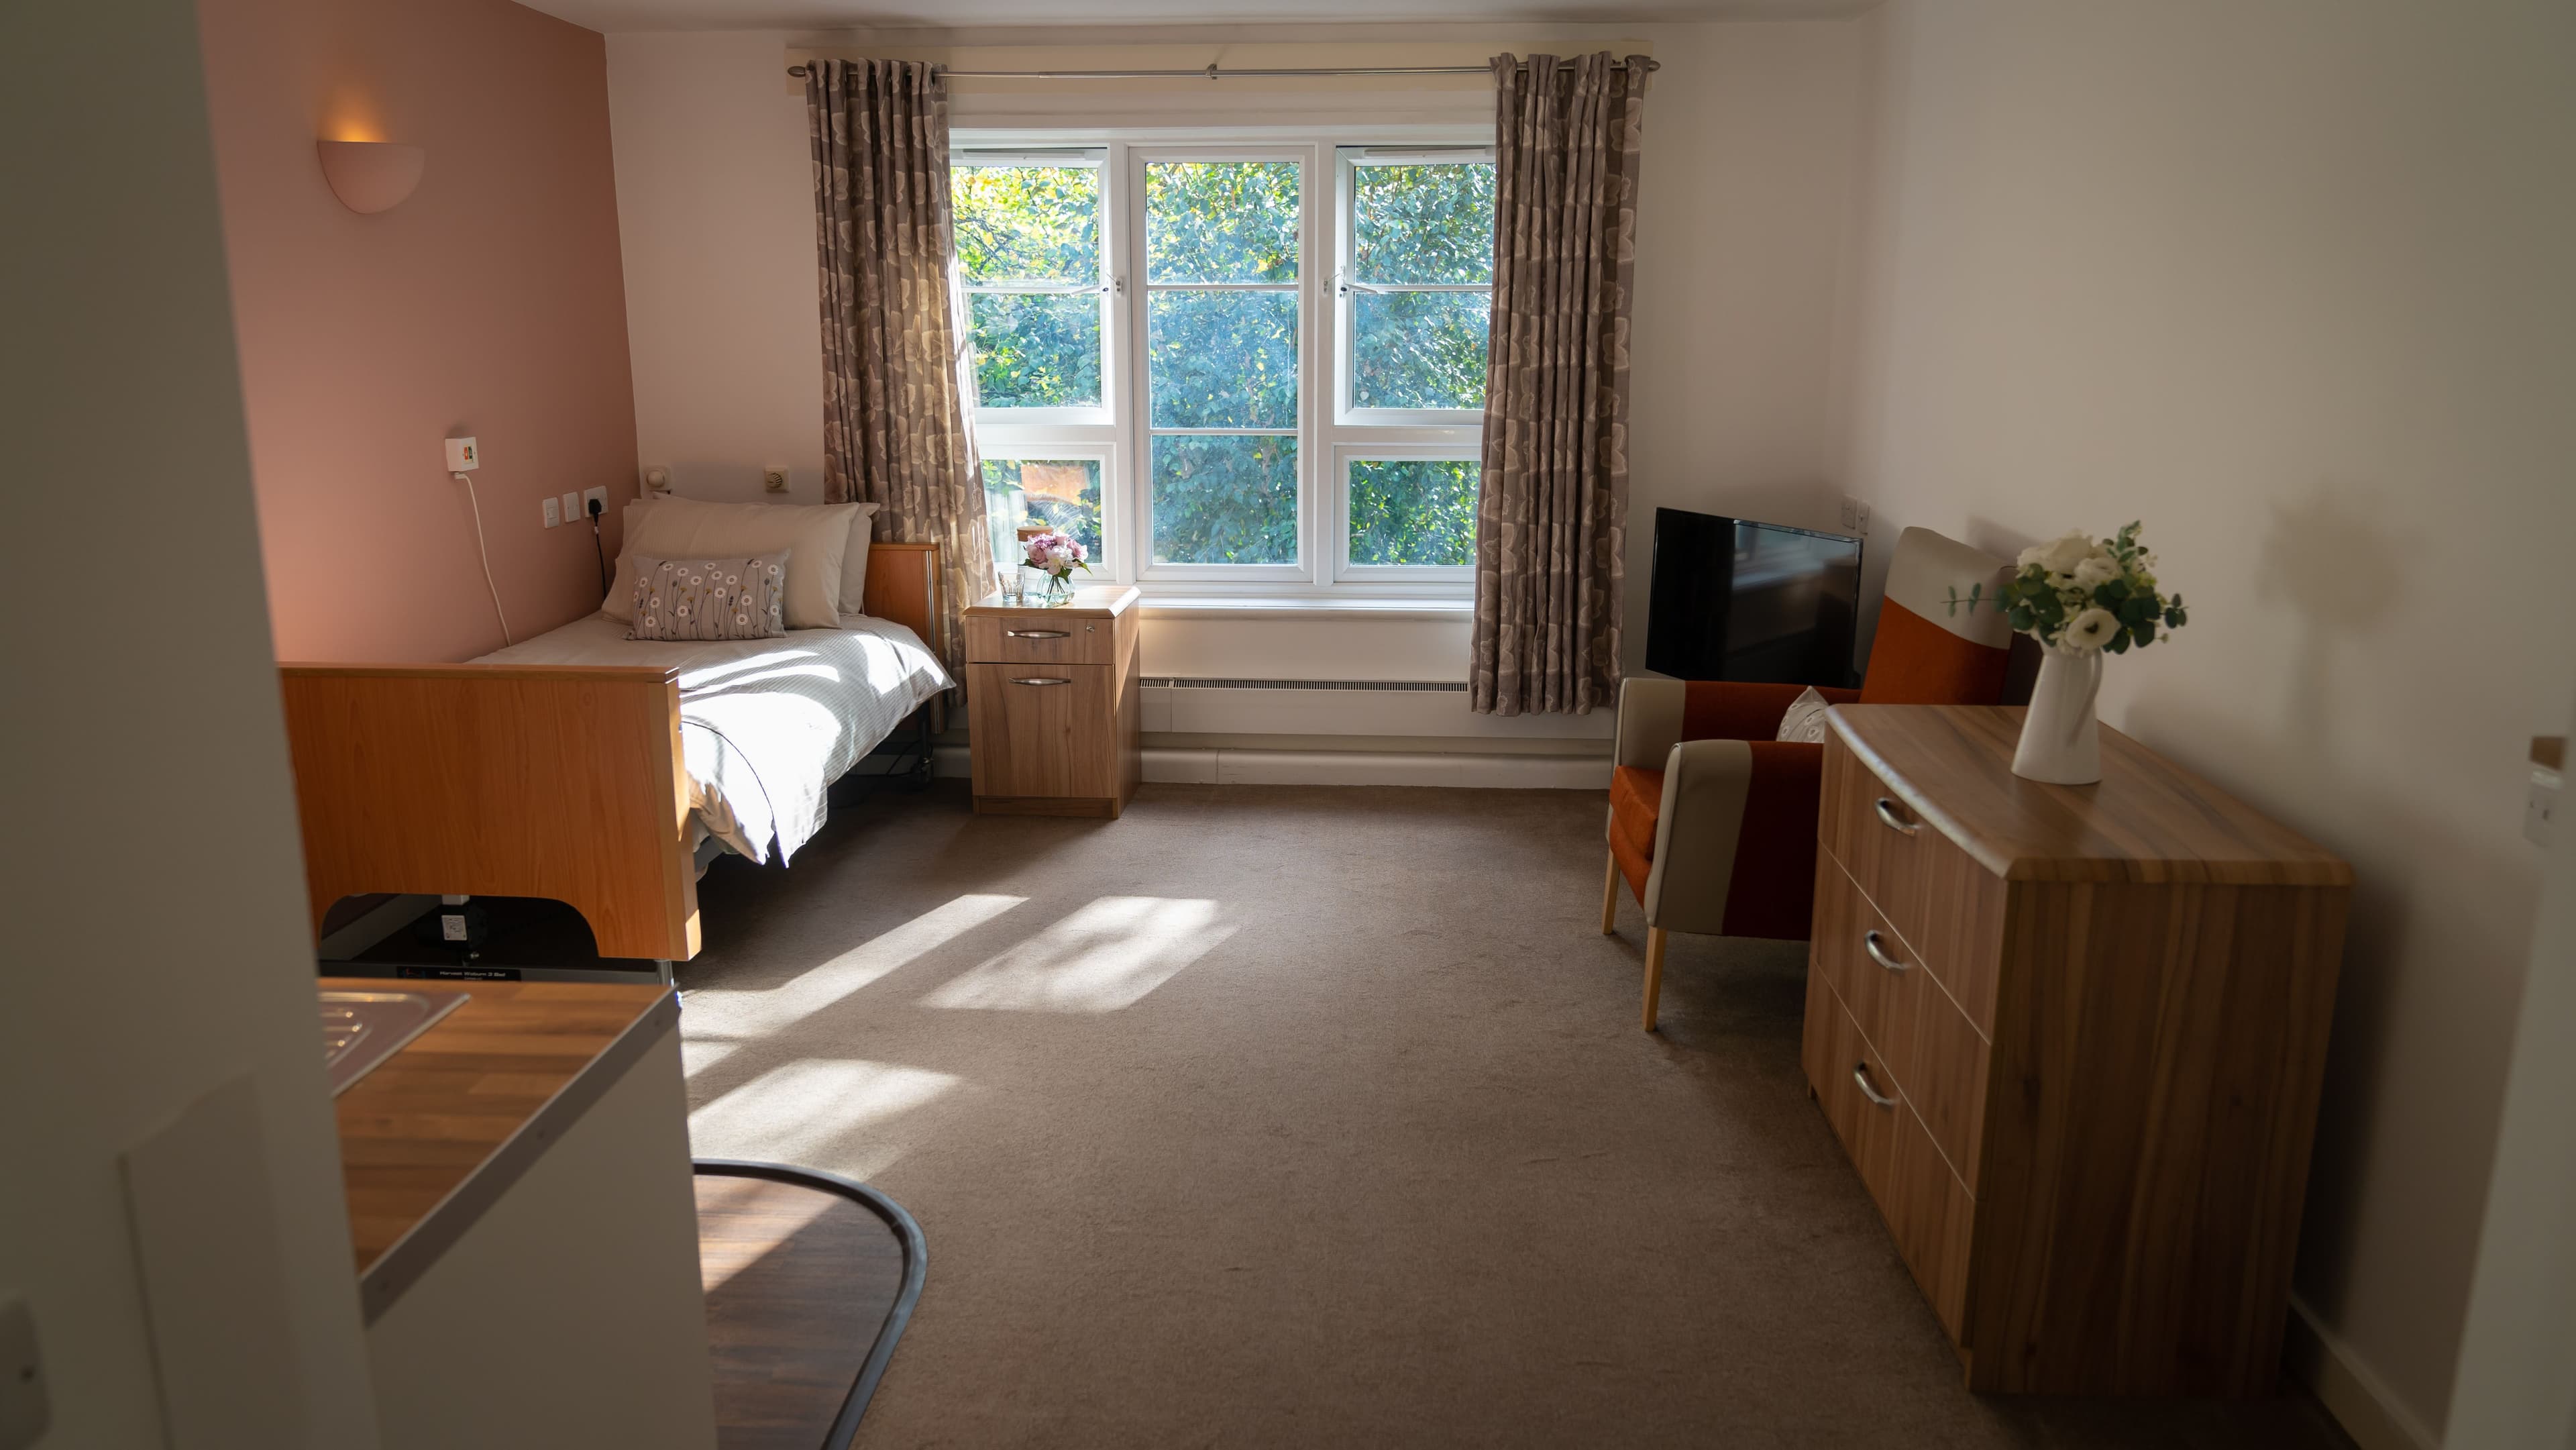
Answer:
280 541 943 964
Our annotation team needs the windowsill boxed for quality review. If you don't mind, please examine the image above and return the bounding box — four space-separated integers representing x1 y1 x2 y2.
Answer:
1138 595 1474 622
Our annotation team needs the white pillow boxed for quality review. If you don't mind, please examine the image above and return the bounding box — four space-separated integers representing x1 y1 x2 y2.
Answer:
1776 686 1833 744
838 503 879 619
605 497 857 629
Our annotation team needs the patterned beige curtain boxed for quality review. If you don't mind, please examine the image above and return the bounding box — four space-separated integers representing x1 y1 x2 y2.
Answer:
1470 53 1650 716
804 58 988 668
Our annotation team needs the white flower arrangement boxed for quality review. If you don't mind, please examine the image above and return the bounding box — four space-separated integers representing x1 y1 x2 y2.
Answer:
1949 521 2188 654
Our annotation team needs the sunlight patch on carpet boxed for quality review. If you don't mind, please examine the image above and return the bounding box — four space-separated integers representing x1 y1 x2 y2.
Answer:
918 896 1237 1013
694 892 1028 1032
690 1059 960 1170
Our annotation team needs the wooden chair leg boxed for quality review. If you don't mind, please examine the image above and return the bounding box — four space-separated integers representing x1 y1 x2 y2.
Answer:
1641 927 1668 1032
1600 850 1621 934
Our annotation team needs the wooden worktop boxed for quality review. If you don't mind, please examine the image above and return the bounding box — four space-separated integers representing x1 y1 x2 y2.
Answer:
325 977 678 1322
1825 705 2351 886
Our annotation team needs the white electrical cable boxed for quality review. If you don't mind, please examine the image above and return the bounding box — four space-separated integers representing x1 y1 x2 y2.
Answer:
455 471 514 645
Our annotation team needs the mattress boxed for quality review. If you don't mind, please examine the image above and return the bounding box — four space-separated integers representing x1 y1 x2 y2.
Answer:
474 613 953 865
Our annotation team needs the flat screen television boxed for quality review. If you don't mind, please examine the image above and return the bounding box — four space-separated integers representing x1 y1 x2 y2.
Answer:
1645 509 1862 686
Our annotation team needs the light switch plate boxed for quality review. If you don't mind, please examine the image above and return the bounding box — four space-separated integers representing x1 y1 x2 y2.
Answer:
541 497 561 529
0 1294 47 1450
561 490 581 524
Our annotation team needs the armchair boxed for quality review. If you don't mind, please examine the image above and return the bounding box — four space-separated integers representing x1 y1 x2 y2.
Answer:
1605 527 2016 1030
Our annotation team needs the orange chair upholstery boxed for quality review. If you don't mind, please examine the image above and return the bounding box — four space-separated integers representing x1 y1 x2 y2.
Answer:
1605 527 2015 1029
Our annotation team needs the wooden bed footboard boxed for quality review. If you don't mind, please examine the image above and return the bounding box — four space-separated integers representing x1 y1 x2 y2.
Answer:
278 663 700 962
276 541 946 965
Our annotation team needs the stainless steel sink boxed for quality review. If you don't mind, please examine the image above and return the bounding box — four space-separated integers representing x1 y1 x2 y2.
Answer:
321 989 468 1096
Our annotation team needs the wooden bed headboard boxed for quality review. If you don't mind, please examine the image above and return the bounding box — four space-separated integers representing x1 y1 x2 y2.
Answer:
861 540 941 652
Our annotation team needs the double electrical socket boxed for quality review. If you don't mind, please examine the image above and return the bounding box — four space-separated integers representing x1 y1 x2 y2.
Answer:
541 487 610 529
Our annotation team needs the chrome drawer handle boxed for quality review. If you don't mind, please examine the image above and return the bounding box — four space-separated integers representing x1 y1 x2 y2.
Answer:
1872 797 1919 835
1863 929 1909 974
1004 629 1071 639
1010 676 1072 686
1852 1064 1898 1110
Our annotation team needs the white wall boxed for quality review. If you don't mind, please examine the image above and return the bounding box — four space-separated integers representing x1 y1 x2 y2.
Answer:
0 0 380 1444
1843 1 2576 1440
603 20 1870 702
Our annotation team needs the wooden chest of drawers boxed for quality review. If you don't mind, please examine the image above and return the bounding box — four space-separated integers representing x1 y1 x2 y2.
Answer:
1805 705 2351 1396
962 585 1142 819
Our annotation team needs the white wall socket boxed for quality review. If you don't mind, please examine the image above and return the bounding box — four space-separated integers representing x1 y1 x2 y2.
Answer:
2526 770 2561 848
443 436 478 474
761 466 790 494
582 485 607 516
541 497 561 529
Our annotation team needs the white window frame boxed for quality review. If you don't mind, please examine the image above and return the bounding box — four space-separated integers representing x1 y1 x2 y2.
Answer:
1334 146 1496 431
973 439 1123 582
957 127 1489 601
953 148 1118 429
1331 444 1485 584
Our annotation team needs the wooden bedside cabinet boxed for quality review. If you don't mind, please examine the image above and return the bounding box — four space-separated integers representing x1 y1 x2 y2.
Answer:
962 585 1142 818
1806 705 2351 1397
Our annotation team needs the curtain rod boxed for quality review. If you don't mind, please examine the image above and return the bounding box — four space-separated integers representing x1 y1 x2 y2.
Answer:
786 59 1656 81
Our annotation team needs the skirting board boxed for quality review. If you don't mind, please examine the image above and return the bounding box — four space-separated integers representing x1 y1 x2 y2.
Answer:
931 745 1608 790
2283 1294 2440 1450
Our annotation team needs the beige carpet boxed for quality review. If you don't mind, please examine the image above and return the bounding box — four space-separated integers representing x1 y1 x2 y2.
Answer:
676 781 2353 1449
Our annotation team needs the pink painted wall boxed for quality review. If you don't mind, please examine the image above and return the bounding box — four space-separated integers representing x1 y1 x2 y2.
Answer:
197 0 637 662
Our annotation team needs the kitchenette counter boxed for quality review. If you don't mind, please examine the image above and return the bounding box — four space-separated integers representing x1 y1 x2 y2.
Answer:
323 976 680 1323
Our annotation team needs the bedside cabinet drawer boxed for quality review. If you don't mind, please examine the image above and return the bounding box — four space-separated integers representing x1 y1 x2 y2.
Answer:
967 663 1116 799
965 613 1114 667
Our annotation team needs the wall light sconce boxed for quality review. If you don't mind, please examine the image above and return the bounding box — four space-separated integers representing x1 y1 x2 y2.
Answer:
317 140 425 214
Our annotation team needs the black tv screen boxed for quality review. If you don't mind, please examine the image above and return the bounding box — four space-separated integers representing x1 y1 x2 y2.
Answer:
1645 509 1861 686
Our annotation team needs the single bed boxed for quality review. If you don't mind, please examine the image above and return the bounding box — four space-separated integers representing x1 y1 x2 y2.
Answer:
280 540 948 966
471 611 949 866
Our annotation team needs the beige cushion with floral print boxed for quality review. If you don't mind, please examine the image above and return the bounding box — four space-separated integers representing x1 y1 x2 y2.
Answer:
627 553 790 642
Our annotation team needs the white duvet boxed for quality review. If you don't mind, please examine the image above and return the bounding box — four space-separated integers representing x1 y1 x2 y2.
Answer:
474 613 953 864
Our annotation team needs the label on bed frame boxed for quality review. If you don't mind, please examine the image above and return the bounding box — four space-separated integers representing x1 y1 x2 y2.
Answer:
395 964 525 982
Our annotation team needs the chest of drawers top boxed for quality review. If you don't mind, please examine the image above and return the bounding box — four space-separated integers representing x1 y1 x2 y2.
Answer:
1825 705 2349 888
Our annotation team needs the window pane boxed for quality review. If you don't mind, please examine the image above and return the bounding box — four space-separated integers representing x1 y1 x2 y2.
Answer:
1152 435 1298 564
1352 291 1490 411
969 293 1102 409
1148 291 1298 429
1352 162 1495 284
982 458 1104 572
954 165 1099 284
1348 459 1479 567
1146 161 1299 283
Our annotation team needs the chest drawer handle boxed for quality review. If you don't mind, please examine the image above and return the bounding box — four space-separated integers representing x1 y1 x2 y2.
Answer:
1851 1063 1899 1110
1862 929 1909 974
1872 797 1919 836
1010 676 1072 686
1005 629 1071 639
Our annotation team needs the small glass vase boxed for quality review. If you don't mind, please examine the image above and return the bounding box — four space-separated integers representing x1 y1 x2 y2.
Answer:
1040 570 1075 606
